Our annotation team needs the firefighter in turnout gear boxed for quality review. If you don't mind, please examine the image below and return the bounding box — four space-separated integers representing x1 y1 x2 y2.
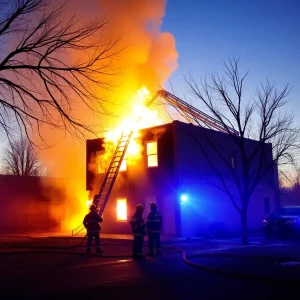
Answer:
146 202 162 256
130 204 146 260
83 204 103 254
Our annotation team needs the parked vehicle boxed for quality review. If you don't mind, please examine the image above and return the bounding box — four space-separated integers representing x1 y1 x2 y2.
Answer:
263 206 300 238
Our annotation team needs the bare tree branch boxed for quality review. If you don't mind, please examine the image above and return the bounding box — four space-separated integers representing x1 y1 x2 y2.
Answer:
0 0 120 146
1 136 45 175
183 56 300 244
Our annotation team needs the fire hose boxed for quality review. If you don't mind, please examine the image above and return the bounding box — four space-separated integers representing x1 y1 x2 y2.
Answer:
2 238 300 286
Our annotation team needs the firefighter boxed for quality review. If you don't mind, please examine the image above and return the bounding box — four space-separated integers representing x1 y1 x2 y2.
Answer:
83 204 103 254
146 202 162 256
130 204 146 260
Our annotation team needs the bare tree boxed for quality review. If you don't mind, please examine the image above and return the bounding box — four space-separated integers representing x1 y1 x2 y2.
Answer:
0 0 118 145
182 57 300 244
1 137 44 175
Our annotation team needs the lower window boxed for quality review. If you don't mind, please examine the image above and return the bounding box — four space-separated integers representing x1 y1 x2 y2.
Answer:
116 198 127 221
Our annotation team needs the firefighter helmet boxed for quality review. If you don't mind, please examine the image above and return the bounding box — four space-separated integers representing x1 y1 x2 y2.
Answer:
89 204 97 211
136 204 144 212
149 202 157 209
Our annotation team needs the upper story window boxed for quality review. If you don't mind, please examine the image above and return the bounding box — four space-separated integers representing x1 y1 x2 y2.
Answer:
146 141 158 167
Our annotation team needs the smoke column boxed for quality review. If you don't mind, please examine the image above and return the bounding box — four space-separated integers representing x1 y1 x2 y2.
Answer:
37 0 178 231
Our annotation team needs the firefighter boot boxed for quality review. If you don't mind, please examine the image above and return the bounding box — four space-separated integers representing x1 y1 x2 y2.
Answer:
96 247 103 254
134 255 146 260
86 248 91 255
147 251 155 257
132 253 146 260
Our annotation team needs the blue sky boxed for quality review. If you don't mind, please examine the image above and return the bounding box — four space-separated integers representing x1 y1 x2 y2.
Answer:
162 0 300 122
0 0 299 162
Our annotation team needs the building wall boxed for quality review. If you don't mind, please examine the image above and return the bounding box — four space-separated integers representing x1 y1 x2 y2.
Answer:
86 123 178 236
98 186 177 235
173 121 277 236
86 120 278 237
0 175 65 233
178 181 276 237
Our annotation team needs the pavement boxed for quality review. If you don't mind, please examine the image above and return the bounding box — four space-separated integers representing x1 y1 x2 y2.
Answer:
1 234 300 299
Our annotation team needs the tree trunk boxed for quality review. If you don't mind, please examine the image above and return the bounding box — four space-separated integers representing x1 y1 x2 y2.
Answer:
241 210 249 245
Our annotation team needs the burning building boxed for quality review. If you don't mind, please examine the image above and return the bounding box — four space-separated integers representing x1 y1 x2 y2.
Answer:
82 89 278 238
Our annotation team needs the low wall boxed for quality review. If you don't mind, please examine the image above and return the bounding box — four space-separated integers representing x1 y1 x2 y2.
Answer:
0 175 66 234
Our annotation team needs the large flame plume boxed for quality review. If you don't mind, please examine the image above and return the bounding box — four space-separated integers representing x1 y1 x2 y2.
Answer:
36 0 178 233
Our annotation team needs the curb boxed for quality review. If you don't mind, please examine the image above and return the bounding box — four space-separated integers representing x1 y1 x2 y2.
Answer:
164 246 300 286
186 251 300 262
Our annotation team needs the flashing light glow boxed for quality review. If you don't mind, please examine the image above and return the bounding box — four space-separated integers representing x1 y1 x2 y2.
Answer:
180 194 188 202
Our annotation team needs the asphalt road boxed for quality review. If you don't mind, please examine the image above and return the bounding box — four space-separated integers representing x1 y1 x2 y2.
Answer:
1 237 300 299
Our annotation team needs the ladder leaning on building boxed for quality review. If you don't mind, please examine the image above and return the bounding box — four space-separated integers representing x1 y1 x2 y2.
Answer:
71 90 238 236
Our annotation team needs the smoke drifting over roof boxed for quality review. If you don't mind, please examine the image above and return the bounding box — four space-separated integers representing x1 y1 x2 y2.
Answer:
35 0 178 231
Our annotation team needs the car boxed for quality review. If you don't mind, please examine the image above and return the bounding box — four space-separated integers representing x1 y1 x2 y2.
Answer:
263 206 300 238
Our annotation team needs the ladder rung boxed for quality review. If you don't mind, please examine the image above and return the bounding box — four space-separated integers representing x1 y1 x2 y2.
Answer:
99 193 107 201
93 129 134 220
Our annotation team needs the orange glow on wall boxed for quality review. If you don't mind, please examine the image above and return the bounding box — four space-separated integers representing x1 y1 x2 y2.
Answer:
116 198 127 221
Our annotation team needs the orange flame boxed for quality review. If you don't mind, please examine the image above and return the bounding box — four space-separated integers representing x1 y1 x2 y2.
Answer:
35 0 178 234
86 199 92 208
102 85 164 165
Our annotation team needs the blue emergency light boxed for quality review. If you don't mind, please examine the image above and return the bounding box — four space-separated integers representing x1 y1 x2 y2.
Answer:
180 194 188 202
